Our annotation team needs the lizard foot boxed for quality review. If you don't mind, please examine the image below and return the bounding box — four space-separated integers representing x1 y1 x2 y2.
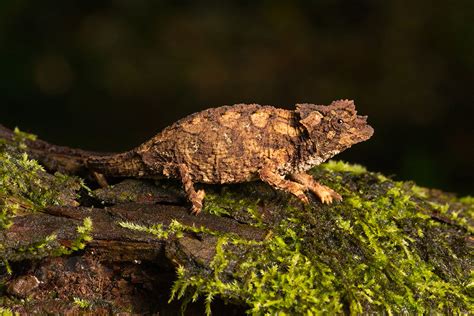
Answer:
296 191 310 204
313 185 342 204
259 165 310 205
190 189 206 215
290 172 342 205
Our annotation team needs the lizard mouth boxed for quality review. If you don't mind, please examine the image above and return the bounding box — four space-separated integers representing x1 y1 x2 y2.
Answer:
355 115 374 142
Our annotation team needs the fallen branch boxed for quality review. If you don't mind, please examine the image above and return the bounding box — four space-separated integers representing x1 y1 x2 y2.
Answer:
0 125 472 314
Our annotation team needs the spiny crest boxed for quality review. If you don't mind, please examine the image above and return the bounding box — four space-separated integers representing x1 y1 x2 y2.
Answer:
296 99 356 119
330 99 355 110
320 99 356 114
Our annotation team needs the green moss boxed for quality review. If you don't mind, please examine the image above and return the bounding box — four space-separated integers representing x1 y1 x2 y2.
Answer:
19 234 58 255
204 189 261 219
1 127 471 314
119 221 168 237
0 150 84 229
120 219 229 240
203 188 264 227
93 179 161 204
1 260 11 275
12 127 36 150
36 217 93 257
1 217 93 265
459 196 474 205
170 225 343 315
123 161 472 314
320 160 367 174
410 184 429 198
458 196 474 231
0 307 18 316
73 297 92 309
416 191 473 233
0 127 86 229
0 132 91 273
62 217 94 254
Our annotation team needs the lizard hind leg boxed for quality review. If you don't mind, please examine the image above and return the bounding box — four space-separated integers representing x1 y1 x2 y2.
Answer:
290 172 342 204
177 163 205 214
259 165 310 204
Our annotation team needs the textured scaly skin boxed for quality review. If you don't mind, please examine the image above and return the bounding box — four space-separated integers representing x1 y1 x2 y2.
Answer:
87 100 374 213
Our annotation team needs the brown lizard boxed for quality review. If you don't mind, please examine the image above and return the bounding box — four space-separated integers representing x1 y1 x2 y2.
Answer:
86 100 374 214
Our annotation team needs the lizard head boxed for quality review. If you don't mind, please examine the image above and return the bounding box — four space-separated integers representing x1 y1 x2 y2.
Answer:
296 99 374 158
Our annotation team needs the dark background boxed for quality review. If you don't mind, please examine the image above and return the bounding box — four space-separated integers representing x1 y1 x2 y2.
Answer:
1 1 473 195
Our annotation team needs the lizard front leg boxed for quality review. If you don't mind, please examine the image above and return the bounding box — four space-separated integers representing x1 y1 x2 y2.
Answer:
177 163 205 214
290 172 342 204
259 165 309 204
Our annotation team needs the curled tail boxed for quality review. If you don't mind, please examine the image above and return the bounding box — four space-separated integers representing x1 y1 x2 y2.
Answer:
86 151 147 177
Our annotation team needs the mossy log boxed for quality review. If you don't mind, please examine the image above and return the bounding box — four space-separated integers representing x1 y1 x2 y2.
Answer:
0 125 472 315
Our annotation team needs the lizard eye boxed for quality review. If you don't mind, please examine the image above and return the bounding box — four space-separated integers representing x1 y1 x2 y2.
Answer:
332 118 345 130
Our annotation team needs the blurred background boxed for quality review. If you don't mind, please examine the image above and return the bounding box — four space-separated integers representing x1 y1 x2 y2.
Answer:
0 1 472 194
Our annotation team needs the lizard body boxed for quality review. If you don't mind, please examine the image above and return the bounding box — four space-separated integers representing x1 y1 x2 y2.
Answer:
87 100 373 213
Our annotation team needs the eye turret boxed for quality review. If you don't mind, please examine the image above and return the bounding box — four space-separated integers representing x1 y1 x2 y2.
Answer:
332 117 345 130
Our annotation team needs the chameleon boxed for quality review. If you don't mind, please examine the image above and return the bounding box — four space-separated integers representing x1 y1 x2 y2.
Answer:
86 99 374 214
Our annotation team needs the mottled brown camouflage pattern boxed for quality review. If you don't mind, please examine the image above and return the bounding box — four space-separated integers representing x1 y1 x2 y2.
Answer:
87 100 373 213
